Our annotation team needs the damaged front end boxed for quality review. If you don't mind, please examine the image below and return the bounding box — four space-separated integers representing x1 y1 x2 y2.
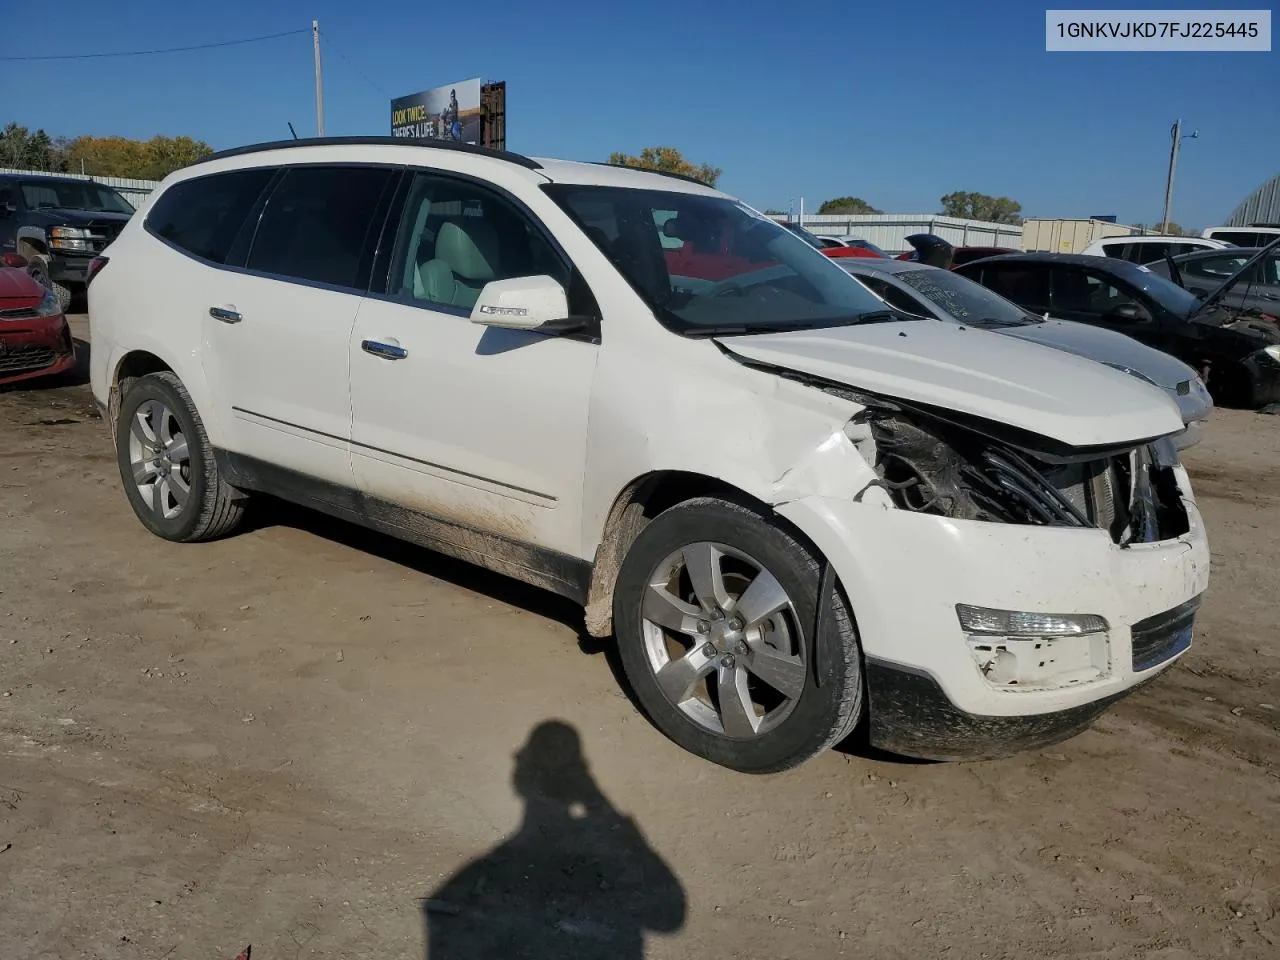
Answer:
857 401 1190 547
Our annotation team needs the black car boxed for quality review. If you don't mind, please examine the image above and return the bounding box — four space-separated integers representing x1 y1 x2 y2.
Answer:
0 174 135 310
1144 247 1280 315
955 243 1280 408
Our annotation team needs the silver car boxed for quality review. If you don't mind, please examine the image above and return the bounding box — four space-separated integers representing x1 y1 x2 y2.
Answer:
837 259 1213 448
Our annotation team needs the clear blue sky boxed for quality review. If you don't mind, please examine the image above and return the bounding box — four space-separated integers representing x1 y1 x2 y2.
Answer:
2 0 1276 228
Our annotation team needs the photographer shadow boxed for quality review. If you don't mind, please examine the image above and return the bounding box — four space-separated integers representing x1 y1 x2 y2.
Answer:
422 721 685 959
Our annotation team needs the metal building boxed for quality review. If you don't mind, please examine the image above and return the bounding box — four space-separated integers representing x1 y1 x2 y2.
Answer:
1225 174 1280 226
771 214 1024 255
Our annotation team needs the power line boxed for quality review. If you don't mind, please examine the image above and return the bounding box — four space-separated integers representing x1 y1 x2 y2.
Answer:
0 28 308 62
322 30 391 99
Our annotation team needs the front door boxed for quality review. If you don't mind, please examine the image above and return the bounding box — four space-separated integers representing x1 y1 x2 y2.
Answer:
201 164 398 486
349 170 598 559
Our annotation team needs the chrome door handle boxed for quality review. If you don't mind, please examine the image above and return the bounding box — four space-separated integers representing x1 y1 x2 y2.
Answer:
361 339 408 360
209 306 242 324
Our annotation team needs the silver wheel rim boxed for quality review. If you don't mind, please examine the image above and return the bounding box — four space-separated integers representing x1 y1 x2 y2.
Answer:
641 542 806 740
128 400 192 521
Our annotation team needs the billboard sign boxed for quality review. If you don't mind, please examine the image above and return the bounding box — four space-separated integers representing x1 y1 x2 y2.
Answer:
390 78 482 144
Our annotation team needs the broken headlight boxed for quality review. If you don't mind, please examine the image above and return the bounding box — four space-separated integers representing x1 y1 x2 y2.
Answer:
956 604 1112 690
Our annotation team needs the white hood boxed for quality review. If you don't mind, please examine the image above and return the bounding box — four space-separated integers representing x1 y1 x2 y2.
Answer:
719 321 1183 448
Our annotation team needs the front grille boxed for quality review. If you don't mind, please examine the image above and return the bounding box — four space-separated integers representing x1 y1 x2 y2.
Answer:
0 306 38 320
87 220 125 250
1131 596 1199 671
0 344 56 374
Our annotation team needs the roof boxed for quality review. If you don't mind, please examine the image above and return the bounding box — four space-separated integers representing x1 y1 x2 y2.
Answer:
0 172 104 185
1226 173 1280 227
190 136 723 196
833 258 928 276
958 252 1127 268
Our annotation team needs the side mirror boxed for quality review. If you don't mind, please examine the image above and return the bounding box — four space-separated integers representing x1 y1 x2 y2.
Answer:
1 252 28 269
1107 303 1150 324
470 275 587 333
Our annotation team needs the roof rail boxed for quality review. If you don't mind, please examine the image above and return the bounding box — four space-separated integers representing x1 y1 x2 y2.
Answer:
196 136 542 170
589 160 713 188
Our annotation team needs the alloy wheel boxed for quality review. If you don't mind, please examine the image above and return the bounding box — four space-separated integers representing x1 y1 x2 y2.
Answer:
128 400 192 521
640 542 806 739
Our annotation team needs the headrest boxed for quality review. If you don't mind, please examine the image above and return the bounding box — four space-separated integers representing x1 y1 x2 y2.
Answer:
434 220 499 282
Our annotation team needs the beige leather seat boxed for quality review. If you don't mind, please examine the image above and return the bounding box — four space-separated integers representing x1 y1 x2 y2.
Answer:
415 220 500 310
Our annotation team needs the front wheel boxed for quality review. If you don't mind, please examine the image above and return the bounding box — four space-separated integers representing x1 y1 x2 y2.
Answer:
613 497 864 773
26 254 73 313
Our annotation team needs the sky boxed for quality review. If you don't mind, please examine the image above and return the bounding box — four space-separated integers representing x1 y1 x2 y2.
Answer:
2 0 1276 229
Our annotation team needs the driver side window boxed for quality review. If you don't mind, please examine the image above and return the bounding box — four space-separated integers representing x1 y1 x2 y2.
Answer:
387 173 569 313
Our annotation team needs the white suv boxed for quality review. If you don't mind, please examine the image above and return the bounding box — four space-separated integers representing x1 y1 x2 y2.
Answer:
88 138 1209 772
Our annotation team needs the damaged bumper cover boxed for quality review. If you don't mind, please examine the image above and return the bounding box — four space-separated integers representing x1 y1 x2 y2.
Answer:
777 488 1209 760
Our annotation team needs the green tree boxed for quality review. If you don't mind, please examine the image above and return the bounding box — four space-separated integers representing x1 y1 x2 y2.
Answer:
608 146 721 187
0 123 67 171
817 196 882 215
142 135 214 179
940 191 1023 224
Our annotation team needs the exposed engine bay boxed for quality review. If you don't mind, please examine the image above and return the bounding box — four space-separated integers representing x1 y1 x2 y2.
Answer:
861 408 1190 545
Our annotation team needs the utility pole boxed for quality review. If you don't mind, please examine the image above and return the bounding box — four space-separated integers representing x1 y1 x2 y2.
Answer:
312 20 325 138
1160 120 1198 234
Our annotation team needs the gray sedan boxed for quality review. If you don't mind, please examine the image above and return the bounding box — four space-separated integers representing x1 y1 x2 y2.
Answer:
835 258 1213 448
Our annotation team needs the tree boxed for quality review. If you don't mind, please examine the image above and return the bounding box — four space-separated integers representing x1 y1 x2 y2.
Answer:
817 196 882 215
940 191 1023 224
64 134 212 180
608 146 721 187
0 123 67 172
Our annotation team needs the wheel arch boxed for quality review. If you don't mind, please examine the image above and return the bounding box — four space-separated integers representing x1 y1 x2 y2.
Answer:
583 470 805 638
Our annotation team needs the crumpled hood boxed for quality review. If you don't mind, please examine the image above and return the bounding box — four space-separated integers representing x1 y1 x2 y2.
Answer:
998 317 1199 389
718 321 1184 448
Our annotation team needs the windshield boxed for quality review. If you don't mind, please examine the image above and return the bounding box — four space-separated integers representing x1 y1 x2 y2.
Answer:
545 185 893 336
777 221 827 250
1117 262 1206 316
893 266 1037 327
19 180 134 214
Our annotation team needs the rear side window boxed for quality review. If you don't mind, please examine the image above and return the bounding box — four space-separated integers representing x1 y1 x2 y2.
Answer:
247 166 396 290
980 263 1050 308
1133 243 1173 264
147 169 275 264
1100 241 1130 259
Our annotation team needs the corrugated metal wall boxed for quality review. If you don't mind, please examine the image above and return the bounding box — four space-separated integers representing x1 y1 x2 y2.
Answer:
0 167 159 211
1226 174 1280 227
770 214 1024 254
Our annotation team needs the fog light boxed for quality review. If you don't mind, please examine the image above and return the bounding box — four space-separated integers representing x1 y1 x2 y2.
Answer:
956 604 1111 690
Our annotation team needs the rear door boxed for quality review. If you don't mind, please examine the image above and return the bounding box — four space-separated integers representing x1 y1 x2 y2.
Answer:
200 164 398 486
972 261 1051 315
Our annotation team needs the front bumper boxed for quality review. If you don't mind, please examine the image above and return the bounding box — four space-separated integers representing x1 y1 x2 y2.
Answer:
0 313 76 385
48 251 94 286
777 484 1210 758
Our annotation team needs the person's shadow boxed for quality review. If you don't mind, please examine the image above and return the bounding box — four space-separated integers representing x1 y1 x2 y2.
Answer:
422 721 686 959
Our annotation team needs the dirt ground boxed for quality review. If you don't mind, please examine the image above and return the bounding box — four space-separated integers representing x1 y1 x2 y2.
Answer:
1 319 1277 960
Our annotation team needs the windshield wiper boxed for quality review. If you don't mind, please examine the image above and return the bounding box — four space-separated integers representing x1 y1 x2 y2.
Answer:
684 310 914 337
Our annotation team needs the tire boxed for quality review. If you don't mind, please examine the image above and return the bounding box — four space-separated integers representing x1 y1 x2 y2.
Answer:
613 496 863 773
115 372 246 542
26 254 73 313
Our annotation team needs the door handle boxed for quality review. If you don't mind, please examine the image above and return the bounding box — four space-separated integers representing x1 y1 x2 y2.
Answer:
209 306 242 324
361 339 408 360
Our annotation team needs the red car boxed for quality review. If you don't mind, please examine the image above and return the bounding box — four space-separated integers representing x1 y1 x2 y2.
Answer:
0 252 76 386
778 221 886 258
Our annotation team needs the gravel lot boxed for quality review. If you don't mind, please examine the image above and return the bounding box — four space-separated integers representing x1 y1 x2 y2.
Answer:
2 318 1277 959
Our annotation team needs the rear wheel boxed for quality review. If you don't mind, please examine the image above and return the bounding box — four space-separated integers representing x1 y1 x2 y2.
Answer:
613 497 863 773
115 372 246 542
